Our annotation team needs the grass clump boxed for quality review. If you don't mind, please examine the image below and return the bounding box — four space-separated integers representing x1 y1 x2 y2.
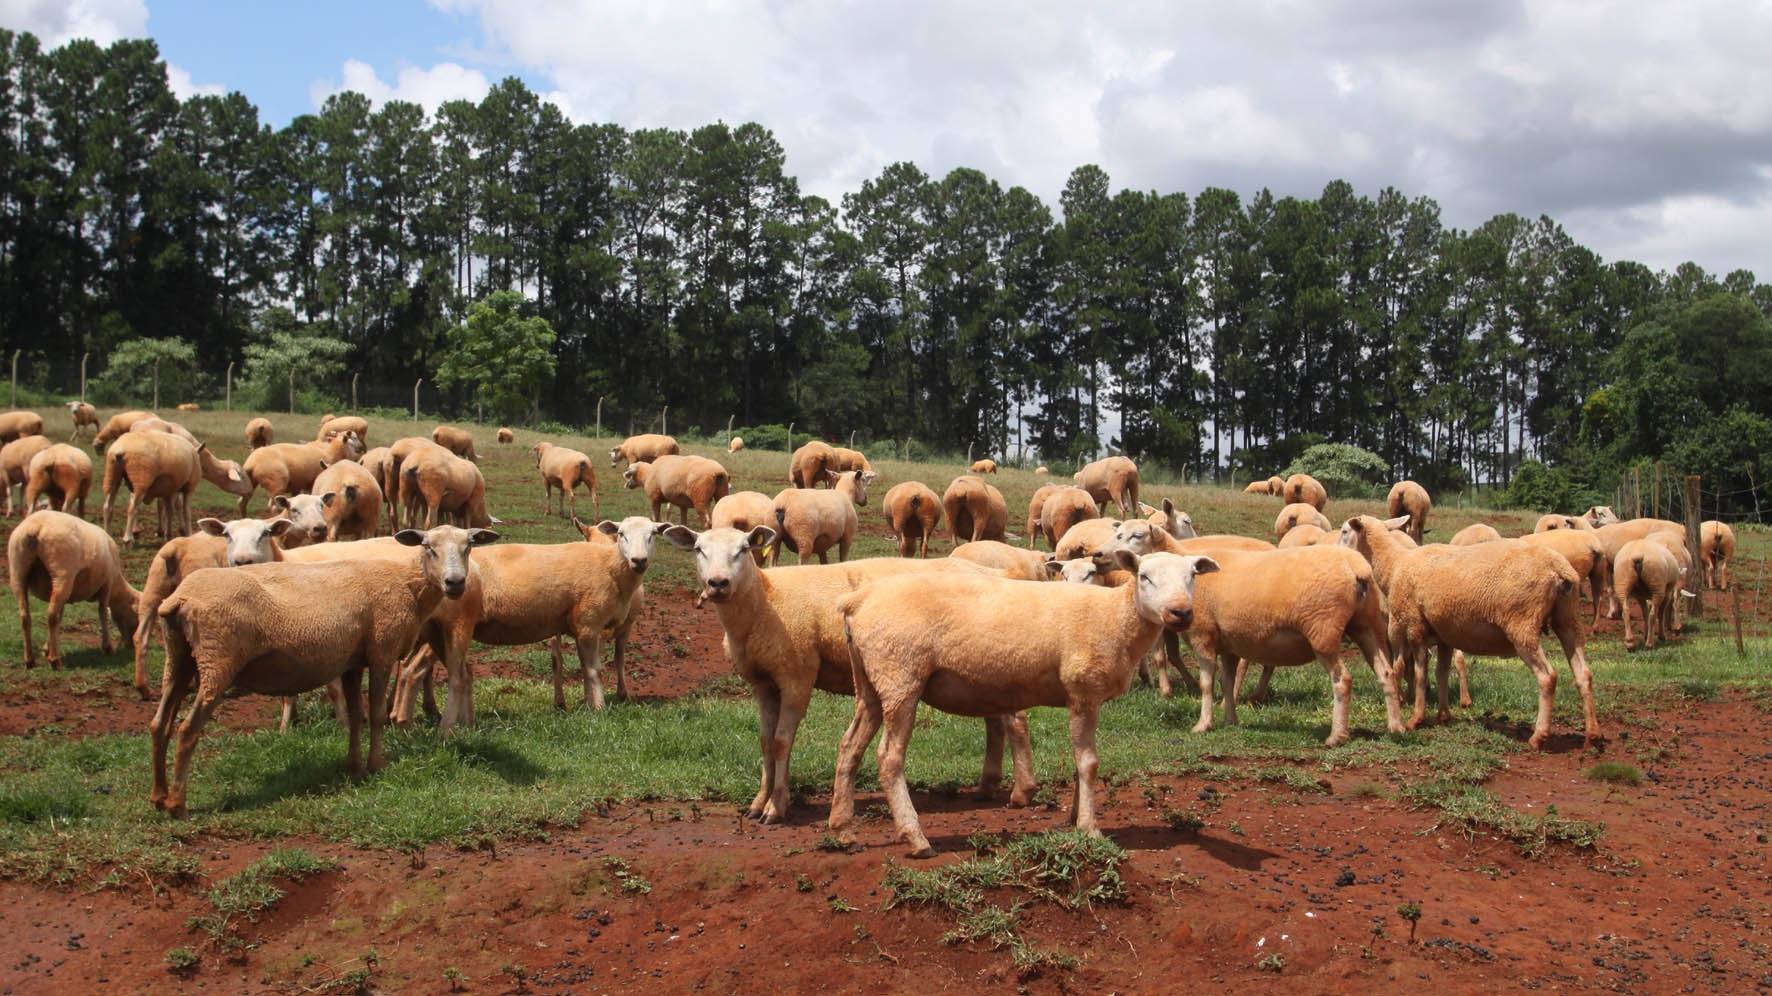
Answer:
1405 782 1603 857
1585 761 1644 786
189 848 338 945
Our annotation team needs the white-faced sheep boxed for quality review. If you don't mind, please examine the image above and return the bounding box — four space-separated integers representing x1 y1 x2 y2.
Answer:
1274 502 1331 542
1073 455 1139 516
1386 481 1431 543
1534 513 1590 533
24 444 93 518
102 431 201 544
830 549 1217 854
1053 518 1120 563
771 469 874 564
1283 473 1328 510
882 480 943 558
788 440 839 488
2 434 53 515
68 402 98 440
1614 538 1682 650
610 433 680 469
91 409 154 451
969 458 998 474
431 424 476 461
244 417 273 450
401 446 493 529
311 460 383 541
625 454 730 528
534 442 599 520
9 509 139 670
1451 523 1503 544
713 491 778 565
149 525 498 817
1700 521 1735 590
943 475 1008 545
1140 498 1197 539
0 410 44 445
1583 506 1623 527
1038 486 1099 549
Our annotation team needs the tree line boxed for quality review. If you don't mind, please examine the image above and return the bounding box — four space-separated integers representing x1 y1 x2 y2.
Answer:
5 32 1769 515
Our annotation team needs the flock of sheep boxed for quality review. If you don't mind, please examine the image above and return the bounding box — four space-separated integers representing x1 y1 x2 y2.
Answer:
0 403 1744 856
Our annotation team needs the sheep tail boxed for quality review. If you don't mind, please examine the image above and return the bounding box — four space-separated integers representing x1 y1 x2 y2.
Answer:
774 506 787 530
909 493 921 512
1353 576 1369 603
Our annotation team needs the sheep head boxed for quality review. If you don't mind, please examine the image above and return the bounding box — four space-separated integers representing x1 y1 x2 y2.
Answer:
663 524 776 605
584 515 668 574
270 494 329 547
198 516 293 567
1142 498 1196 539
622 462 649 489
1584 506 1621 527
1125 551 1218 631
1093 519 1158 566
394 524 498 599
1046 557 1107 585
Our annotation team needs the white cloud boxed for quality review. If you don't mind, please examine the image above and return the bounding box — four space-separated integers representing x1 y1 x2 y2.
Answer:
0 0 146 46
165 62 223 100
310 59 491 114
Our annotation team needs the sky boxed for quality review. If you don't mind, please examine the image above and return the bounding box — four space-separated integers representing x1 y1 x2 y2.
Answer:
7 0 1772 280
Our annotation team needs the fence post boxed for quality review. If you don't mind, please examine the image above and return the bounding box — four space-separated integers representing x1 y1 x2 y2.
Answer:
786 422 794 456
1652 462 1662 519
352 372 359 411
413 378 423 421
1632 467 1643 519
224 362 234 411
660 406 669 437
80 352 89 402
9 349 17 406
287 368 295 415
849 429 857 449
595 396 603 442
967 442 974 466
1684 476 1703 620
727 414 735 439
152 358 160 410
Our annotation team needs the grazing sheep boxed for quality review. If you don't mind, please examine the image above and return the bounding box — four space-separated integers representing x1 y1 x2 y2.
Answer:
950 540 1056 581
1534 513 1590 533
625 454 730 528
1583 506 1623 527
67 402 98 440
1242 480 1272 495
127 416 202 449
728 436 745 453
318 415 370 444
1282 474 1328 510
1451 523 1503 545
883 480 943 558
8 509 139 670
788 440 840 488
1053 518 1120 563
534 442 598 521
713 491 779 565
24 444 93 518
1521 528 1611 627
131 517 294 698
311 460 383 541
1039 486 1100 549
1025 483 1064 550
175 403 200 413
401 447 493 529
1141 498 1197 539
384 436 450 530
149 525 498 818
661 525 1035 825
831 447 873 475
771 470 874 564
1649 532 1696 633
1342 515 1597 748
1700 521 1735 591
195 446 253 506
244 417 274 450
969 458 998 474
239 442 330 515
1593 519 1687 617
1277 523 1335 548
0 410 44 445
496 427 514 444
102 431 201 545
1034 465 1049 474
942 475 1008 545
830 549 1217 853
92 410 154 451
430 424 476 461
1387 481 1431 543
1274 502 1331 542
1614 538 1681 650
610 433 680 469
2 434 54 515
1073 455 1139 516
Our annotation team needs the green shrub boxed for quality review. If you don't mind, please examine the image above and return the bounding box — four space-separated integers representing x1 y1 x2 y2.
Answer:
1284 443 1391 498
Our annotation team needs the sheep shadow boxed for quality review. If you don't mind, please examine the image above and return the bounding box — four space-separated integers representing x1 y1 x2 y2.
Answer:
1110 825 1282 870
1474 715 1597 755
46 646 131 671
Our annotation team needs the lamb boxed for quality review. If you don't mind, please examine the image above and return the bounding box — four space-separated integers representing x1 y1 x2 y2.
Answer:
0 409 44 445
830 549 1217 853
1073 455 1139 516
1451 523 1503 544
24 444 93 518
102 431 200 544
244 417 273 449
831 447 873 475
942 475 1008 544
496 427 514 444
1025 483 1064 549
1274 502 1332 541
534 442 598 520
1140 498 1197 539
951 540 1057 581
1614 538 1681 650
1283 473 1328 510
1700 521 1735 590
431 424 476 461
882 480 943 557
625 454 730 527
311 460 383 541
1386 481 1431 543
1038 486 1099 549
320 415 370 444
788 440 839 488
92 409 154 451
969 458 998 474
728 436 744 453
149 525 498 818
1341 515 1597 748
8 509 139 669
68 402 98 440
239 442 330 515
384 436 450 529
130 516 294 698
661 525 1036 825
771 469 874 564
401 446 493 529
1534 513 1590 532
2 434 53 515
610 433 680 469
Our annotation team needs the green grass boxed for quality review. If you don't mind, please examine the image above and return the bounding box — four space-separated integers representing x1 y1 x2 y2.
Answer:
1585 761 1645 786
188 847 339 946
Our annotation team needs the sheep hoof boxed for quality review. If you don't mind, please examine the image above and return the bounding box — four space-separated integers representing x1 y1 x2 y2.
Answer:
906 844 936 859
1007 790 1031 809
1190 721 1211 734
167 802 189 820
1527 734 1549 751
46 655 63 671
1435 711 1452 726
1458 696 1473 708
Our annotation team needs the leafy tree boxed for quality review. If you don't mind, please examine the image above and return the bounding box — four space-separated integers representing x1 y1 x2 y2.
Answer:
242 307 351 413
99 337 197 408
435 290 557 422
1284 443 1391 498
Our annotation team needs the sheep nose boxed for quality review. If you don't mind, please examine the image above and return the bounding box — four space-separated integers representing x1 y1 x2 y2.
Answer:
707 577 730 591
629 557 649 572
443 577 466 597
231 556 253 567
1167 607 1193 628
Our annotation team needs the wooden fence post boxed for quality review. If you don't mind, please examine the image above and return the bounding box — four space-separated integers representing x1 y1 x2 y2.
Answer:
352 372 360 411
225 362 234 411
80 352 89 402
1684 476 1703 619
1632 467 1643 519
1652 462 1662 519
413 378 423 421
594 396 603 442
9 349 17 406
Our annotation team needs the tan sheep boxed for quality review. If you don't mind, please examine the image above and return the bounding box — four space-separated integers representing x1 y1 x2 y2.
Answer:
91 409 154 451
1583 506 1623 527
1283 473 1328 510
882 480 943 558
384 436 450 529
942 475 1008 545
1593 519 1687 618
1386 481 1431 543
661 525 1035 825
131 516 294 698
1614 538 1681 650
268 494 330 547
788 440 839 488
1140 498 1196 539
1700 521 1735 591
244 417 274 450
496 427 514 444
830 549 1217 853
624 454 730 527
430 424 476 461
1034 465 1049 474
359 446 394 527
150 525 498 818
2 434 54 515
102 431 200 544
1053 517 1119 562
175 403 201 413
771 469 874 564
0 409 44 445
1038 486 1099 549
1073 455 1139 516
1521 528 1610 627
1024 483 1064 549
1649 532 1695 634
1451 523 1503 545
127 416 201 448
239 442 330 515
8 509 139 669
728 436 744 453
713 491 779 565
311 460 383 541
534 442 599 521
1242 480 1272 494
610 433 680 469
1277 523 1335 548
950 540 1056 581
24 444 93 518
401 446 493 529
1533 513 1590 532
67 402 98 440
318 415 369 443
831 446 873 475
969 458 998 474
1274 502 1331 541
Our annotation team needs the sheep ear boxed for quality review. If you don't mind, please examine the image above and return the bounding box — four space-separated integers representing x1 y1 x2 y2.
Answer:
271 495 291 511
1189 556 1220 577
1345 517 1365 533
319 491 340 508
1112 548 1140 573
594 519 620 537
661 525 700 550
862 470 877 483
196 518 226 536
1042 557 1065 578
468 529 500 546
1163 498 1176 515
746 525 778 552
1138 502 1157 516
1384 514 1410 530
394 529 425 546
265 517 294 537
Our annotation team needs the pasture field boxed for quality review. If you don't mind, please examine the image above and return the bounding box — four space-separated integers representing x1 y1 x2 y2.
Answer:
2 404 1769 993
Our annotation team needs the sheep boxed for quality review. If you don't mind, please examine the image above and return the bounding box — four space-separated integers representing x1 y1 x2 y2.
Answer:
728 436 744 453
8 509 140 670
831 447 873 475
1534 513 1591 532
311 460 383 541
67 402 98 440
1692 519 1735 591
384 436 450 529
1649 532 1696 634
788 440 840 488
1583 506 1623 527
713 491 779 565
943 475 1008 545
829 549 1217 853
969 458 998 474
1048 556 1117 585
316 414 368 444
1283 474 1329 510
1341 515 1597 748
1242 479 1273 495
244 417 273 450
267 494 330 547
1024 483 1064 549
497 427 514 444
1277 523 1335 548
1521 528 1611 627
1387 481 1431 543
1274 502 1332 542
1451 523 1503 545
92 409 154 451
431 424 476 461
0 409 44 445
610 433 680 469
102 431 201 545
2 434 54 515
1034 465 1049 474
882 480 942 558
1053 518 1119 563
771 469 873 564
534 442 598 520
1140 498 1197 539
1614 538 1681 650
175 403 200 413
239 442 330 515
401 446 493 529
130 516 294 698
1073 455 1139 516
624 454 730 527
127 416 202 448
359 446 394 527
661 524 1036 825
1039 486 1100 549
951 540 1057 581
1593 519 1687 617
149 525 498 818
24 444 93 518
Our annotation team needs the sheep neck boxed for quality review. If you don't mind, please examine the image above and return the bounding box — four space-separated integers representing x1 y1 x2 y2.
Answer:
1363 524 1412 590
1107 581 1165 674
707 567 775 653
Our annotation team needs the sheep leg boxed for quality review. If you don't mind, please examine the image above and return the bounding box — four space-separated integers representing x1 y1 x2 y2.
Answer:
365 661 391 773
15 573 34 667
42 579 71 669
1319 652 1352 748
979 716 1006 798
279 697 296 733
441 625 474 732
577 633 606 710
340 669 367 778
96 582 114 655
830 694 884 841
148 649 196 812
1434 645 1454 726
167 685 225 820
1451 651 1473 707
1351 624 1406 735
1552 619 1600 747
838 535 851 562
1192 652 1222 733
748 683 783 820
123 490 141 546
876 696 932 857
1153 642 1174 699
132 601 160 697
549 636 568 710
1068 706 1105 835
611 620 632 701
1246 665 1276 705
1223 656 1246 727
763 697 807 823
1407 644 1430 730
1004 712 1035 806
1515 639 1559 750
